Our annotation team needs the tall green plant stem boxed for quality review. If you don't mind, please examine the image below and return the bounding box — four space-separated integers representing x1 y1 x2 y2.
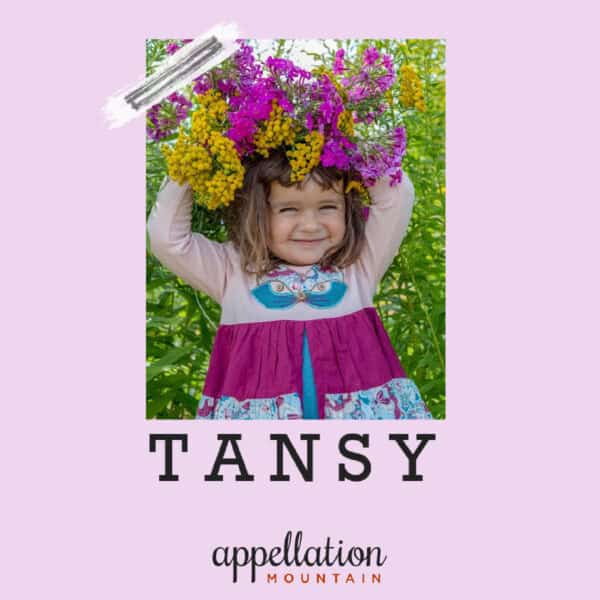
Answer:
401 253 445 372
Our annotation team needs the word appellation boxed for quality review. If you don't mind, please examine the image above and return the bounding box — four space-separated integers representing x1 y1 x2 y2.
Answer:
149 432 436 482
213 530 387 583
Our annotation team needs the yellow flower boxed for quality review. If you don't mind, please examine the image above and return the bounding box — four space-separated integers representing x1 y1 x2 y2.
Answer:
190 109 210 144
197 89 228 123
399 64 426 112
337 110 355 137
162 91 244 210
254 100 296 158
286 131 325 183
345 180 366 195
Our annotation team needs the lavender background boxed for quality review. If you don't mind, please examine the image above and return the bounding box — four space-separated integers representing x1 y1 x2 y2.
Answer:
3 1 598 598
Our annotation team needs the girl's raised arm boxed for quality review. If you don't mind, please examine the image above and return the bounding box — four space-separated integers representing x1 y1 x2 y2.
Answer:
147 177 232 304
360 172 416 289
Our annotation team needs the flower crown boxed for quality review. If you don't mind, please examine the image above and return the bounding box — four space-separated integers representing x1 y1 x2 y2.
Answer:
148 40 425 210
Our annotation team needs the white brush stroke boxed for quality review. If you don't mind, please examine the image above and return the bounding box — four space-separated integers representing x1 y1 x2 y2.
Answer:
103 22 241 129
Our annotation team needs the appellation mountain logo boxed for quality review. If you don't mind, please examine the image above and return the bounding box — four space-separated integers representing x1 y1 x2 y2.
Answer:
212 530 387 585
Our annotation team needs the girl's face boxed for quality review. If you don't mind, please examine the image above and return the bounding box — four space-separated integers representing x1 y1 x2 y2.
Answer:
267 176 346 266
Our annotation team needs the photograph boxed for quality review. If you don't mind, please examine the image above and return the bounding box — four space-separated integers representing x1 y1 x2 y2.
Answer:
5 4 597 598
145 38 446 419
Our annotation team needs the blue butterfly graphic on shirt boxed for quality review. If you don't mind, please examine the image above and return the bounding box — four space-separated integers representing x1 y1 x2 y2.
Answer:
251 267 347 310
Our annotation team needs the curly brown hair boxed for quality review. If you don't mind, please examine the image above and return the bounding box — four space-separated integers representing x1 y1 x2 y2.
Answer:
223 150 366 277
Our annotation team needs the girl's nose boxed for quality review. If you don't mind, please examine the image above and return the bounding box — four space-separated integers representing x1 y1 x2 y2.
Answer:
299 210 321 231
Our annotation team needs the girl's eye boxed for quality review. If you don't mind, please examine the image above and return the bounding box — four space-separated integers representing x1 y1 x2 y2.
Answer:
320 205 339 211
279 207 298 213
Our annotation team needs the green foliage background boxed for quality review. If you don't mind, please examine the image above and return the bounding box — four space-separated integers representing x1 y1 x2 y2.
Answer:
146 39 446 419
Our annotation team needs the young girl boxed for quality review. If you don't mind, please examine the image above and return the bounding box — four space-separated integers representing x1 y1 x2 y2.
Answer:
147 149 432 419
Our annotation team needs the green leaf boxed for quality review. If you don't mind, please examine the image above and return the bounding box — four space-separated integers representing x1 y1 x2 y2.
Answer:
146 345 196 382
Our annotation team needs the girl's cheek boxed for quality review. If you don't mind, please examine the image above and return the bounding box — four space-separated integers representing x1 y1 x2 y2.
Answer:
271 218 290 238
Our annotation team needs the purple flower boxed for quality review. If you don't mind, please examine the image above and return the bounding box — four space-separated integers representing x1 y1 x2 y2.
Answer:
166 92 191 107
333 49 345 75
217 78 238 97
146 92 192 142
321 135 356 170
363 46 379 66
312 74 344 133
166 39 192 56
226 113 259 154
350 127 407 187
375 73 395 92
276 92 294 114
348 86 369 102
375 53 396 92
266 57 312 82
193 74 212 94
390 168 404 186
393 126 407 157
353 157 380 186
357 69 370 83
321 139 349 169
234 40 263 89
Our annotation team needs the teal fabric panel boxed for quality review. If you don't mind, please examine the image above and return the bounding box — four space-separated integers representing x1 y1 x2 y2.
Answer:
302 329 319 419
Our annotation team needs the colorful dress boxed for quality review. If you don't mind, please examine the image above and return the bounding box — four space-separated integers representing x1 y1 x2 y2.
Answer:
147 175 432 420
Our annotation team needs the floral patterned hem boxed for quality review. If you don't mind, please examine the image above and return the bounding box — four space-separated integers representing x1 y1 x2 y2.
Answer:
196 377 432 419
196 392 303 419
324 378 432 419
